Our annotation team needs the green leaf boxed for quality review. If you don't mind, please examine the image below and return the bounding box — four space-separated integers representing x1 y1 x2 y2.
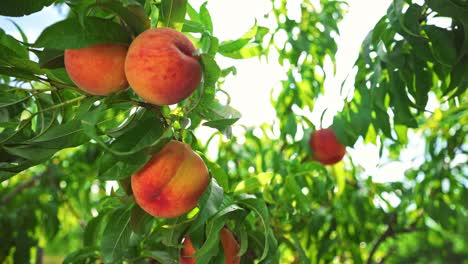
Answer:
97 118 171 180
82 106 167 157
149 4 160 28
424 25 458 66
394 124 408 144
108 110 165 154
8 19 28 43
100 206 132 264
237 225 248 257
284 114 297 138
97 152 151 180
373 110 392 139
84 212 110 247
350 110 371 137
401 4 423 37
234 177 261 193
371 17 389 45
159 220 193 248
221 66 237 78
427 0 468 28
0 29 29 58
331 116 359 147
0 43 45 77
201 101 241 132
0 171 15 182
219 24 259 53
0 0 55 17
2 144 58 162
187 179 224 234
199 2 213 34
182 20 206 33
203 157 229 190
95 1 150 35
0 89 30 108
205 36 219 56
407 36 433 61
142 250 177 264
200 54 221 88
388 73 418 128
34 17 130 50
284 175 310 213
186 3 200 22
372 85 393 138
236 194 276 261
35 48 64 69
414 60 432 109
193 207 236 261
29 119 89 148
63 248 99 264
159 0 187 30
292 233 311 264
387 0 403 27
130 205 154 235
377 41 405 68
447 54 468 97
202 117 239 132
219 43 262 59
0 66 39 81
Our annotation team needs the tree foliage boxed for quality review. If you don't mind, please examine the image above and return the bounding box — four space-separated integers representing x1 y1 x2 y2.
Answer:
0 0 466 263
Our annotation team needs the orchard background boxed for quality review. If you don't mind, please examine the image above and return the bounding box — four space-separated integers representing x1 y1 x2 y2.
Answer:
0 0 467 263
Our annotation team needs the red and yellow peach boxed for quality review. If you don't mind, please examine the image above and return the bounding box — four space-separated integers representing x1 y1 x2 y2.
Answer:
309 128 346 165
125 27 202 105
131 140 209 218
64 43 128 95
179 227 240 264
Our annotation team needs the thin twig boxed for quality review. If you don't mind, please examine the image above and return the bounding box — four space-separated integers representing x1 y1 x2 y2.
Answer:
131 100 170 128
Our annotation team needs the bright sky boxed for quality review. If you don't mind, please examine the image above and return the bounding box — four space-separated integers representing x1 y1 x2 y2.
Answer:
1 0 423 183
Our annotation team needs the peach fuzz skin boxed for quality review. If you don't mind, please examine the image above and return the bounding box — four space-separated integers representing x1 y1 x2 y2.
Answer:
64 43 128 95
125 27 202 105
179 228 240 264
309 128 346 165
131 140 209 218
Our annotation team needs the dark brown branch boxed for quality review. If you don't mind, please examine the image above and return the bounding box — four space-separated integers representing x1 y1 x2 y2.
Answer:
366 214 422 264
36 247 43 264
2 170 85 228
1 173 47 204
377 246 397 264
367 226 393 264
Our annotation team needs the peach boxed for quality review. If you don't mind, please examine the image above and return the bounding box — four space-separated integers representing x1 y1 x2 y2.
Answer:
179 228 240 264
180 237 197 264
309 128 346 165
124 27 202 105
64 43 128 95
131 140 209 218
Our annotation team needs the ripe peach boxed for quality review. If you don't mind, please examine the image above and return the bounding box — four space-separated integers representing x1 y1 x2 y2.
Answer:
64 43 128 95
131 140 209 218
179 228 240 264
220 228 241 264
179 237 197 264
309 128 346 165
124 27 202 105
